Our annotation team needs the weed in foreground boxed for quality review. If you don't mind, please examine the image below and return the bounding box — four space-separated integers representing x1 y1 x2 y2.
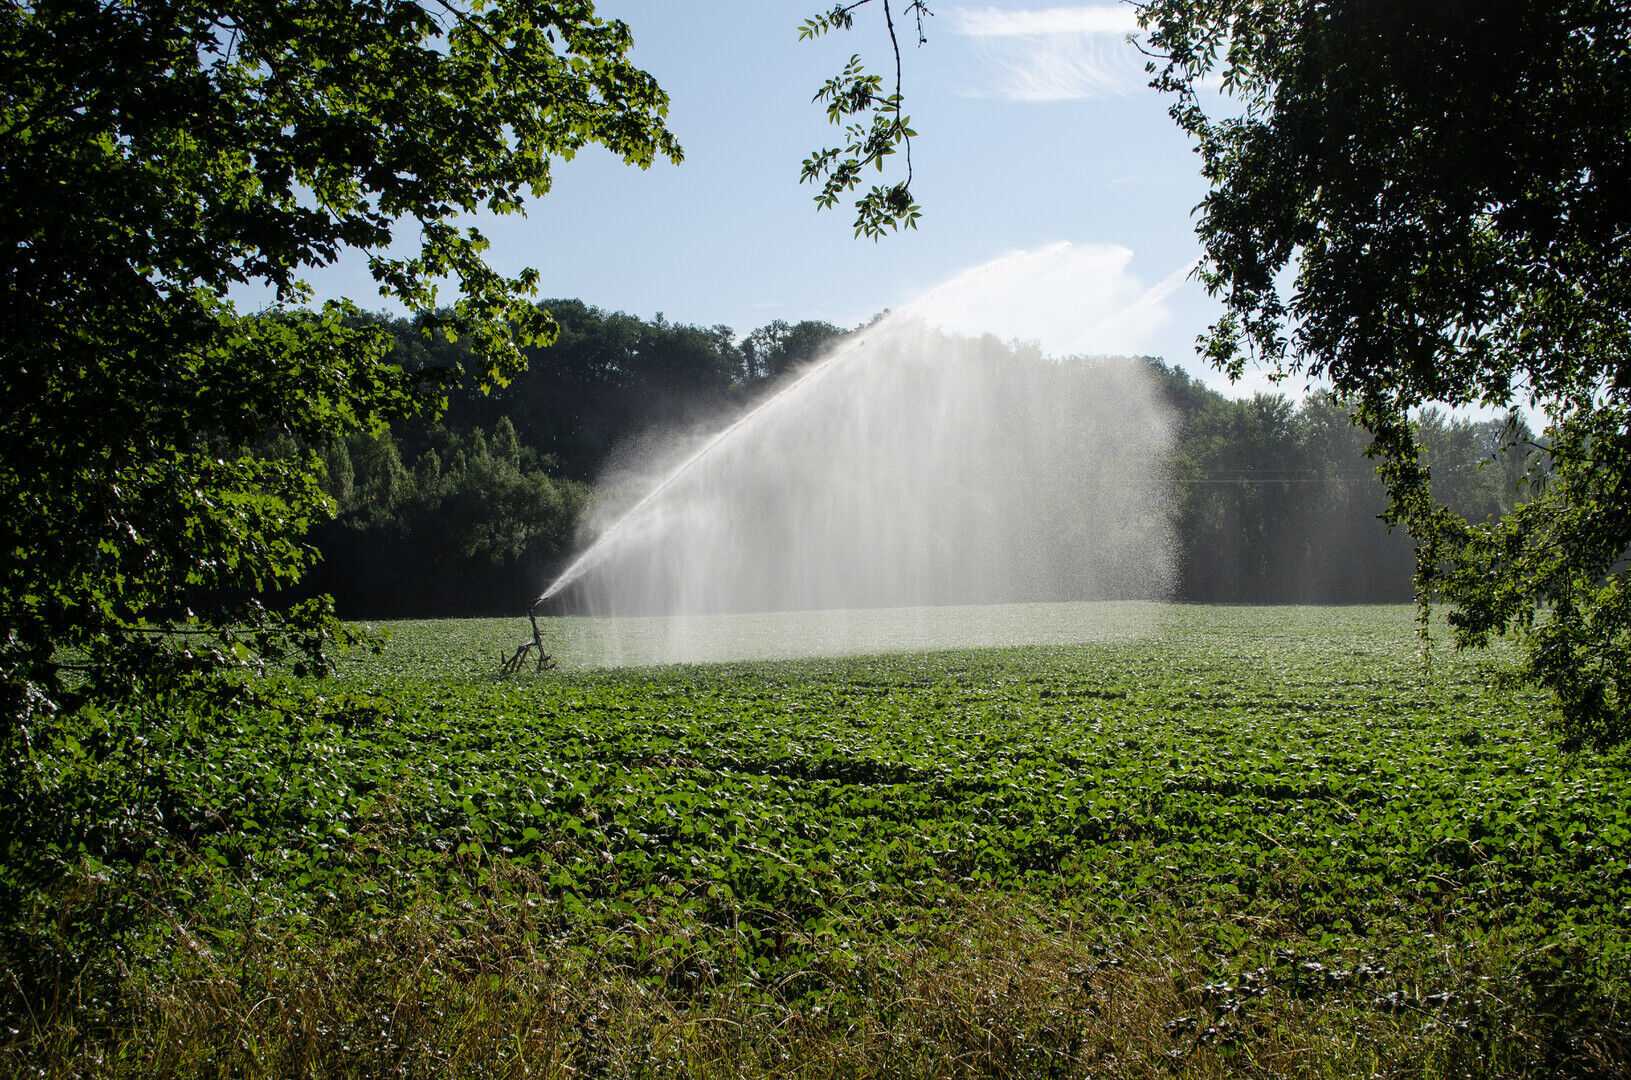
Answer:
6 864 1624 1080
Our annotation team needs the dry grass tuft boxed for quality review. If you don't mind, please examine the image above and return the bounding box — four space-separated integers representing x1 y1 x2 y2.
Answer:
6 868 1621 1080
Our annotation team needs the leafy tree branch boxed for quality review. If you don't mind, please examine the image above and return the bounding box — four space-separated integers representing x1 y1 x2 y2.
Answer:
799 0 930 238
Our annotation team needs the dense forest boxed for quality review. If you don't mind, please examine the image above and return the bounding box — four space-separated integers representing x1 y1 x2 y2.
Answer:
291 302 1539 618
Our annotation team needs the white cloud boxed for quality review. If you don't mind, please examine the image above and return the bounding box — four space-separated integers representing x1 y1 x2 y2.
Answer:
901 241 1192 357
952 5 1139 36
949 5 1147 101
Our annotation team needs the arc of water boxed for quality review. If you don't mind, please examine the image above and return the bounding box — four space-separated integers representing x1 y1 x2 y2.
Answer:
534 256 1199 607
535 332 870 603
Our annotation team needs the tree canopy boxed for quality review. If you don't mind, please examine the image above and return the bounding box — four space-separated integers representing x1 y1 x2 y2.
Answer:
0 0 679 711
1132 0 1631 744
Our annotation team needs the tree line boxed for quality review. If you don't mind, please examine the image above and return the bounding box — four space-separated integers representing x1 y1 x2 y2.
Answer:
286 302 849 616
1158 365 1539 605
290 304 1539 618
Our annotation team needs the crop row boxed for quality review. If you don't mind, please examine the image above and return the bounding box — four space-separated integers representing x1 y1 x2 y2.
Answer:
22 613 1610 1001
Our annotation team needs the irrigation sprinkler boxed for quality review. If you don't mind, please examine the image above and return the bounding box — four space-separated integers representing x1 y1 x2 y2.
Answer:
501 597 557 674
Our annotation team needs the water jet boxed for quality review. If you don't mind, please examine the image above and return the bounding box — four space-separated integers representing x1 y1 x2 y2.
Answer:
522 246 1189 667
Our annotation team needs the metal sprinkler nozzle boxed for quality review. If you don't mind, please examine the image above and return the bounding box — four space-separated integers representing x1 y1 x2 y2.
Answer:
500 597 557 674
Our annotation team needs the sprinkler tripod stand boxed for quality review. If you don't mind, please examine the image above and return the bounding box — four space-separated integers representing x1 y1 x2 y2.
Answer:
501 598 557 674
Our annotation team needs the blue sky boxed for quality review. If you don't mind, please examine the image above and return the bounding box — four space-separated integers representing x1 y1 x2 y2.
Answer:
298 1 1259 394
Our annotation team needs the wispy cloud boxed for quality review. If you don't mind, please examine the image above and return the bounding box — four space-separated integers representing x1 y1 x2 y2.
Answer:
903 242 1190 358
950 4 1147 102
954 5 1139 36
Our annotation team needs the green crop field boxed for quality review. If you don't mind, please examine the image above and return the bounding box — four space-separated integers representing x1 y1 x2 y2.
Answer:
6 605 1629 1078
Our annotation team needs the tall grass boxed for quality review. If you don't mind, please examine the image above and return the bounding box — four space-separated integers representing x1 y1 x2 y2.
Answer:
7 860 1623 1079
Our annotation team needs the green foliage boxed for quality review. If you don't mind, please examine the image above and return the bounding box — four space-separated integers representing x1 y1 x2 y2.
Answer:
1138 0 1631 743
1165 389 1538 602
340 418 579 568
427 302 814 483
740 318 849 382
1424 409 1631 747
302 419 588 615
0 0 679 711
799 2 930 238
